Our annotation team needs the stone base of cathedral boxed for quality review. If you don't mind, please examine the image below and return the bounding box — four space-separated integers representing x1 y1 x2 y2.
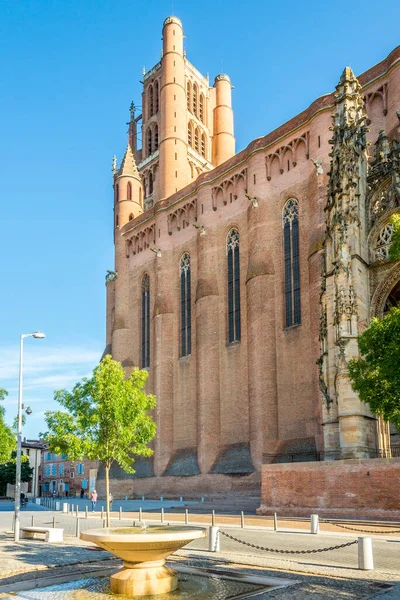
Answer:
258 458 400 520
96 471 261 500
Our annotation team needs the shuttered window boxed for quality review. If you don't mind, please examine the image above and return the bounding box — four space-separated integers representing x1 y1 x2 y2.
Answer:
141 274 150 368
227 229 241 342
282 199 301 327
180 253 191 356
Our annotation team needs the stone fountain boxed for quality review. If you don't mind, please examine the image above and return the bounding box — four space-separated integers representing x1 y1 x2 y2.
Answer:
81 525 206 597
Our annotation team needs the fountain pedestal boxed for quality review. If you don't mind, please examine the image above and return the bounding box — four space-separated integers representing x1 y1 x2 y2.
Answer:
111 559 177 596
81 526 206 597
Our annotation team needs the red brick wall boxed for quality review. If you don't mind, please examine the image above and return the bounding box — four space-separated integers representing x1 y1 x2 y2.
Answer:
258 459 400 519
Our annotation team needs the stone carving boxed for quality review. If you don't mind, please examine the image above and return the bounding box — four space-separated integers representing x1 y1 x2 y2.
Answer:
105 270 118 285
374 223 393 260
179 252 190 274
367 134 400 229
282 198 298 225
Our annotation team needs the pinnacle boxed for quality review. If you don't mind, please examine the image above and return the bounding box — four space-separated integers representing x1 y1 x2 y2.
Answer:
117 143 138 178
339 66 356 84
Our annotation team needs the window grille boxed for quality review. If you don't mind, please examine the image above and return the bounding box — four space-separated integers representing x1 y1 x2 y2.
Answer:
51 464 57 476
193 84 198 116
59 463 64 475
282 198 301 327
188 124 192 147
180 253 191 356
147 129 152 155
227 229 241 342
77 463 84 475
149 85 154 117
141 274 150 368
374 224 393 260
155 81 159 112
45 465 50 476
199 94 204 122
149 172 153 195
201 134 206 157
154 125 159 150
187 81 191 111
194 128 199 153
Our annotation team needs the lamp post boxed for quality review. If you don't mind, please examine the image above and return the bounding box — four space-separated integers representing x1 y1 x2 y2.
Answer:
14 331 46 542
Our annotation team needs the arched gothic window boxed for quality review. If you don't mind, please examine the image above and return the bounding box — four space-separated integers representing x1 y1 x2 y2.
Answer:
155 81 159 112
179 253 191 356
141 274 150 368
199 93 204 123
193 83 198 116
201 133 206 158
227 229 241 342
282 199 301 327
374 223 393 260
149 85 154 117
127 181 132 200
187 81 191 112
147 129 152 155
194 127 199 153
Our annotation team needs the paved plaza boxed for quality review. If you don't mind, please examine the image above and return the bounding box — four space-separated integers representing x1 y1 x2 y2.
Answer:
0 500 399 598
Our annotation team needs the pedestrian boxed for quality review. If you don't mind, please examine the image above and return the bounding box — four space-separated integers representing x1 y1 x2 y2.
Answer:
52 490 56 499
109 492 113 511
80 489 84 499
90 490 98 512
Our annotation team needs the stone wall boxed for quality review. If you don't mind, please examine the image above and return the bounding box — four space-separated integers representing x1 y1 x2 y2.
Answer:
258 458 400 519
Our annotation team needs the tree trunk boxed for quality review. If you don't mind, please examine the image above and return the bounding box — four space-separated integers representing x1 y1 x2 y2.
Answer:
105 465 110 527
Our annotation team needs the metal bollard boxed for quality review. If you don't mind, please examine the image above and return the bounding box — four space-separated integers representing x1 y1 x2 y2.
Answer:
102 517 106 528
101 506 104 519
208 526 220 552
119 507 122 520
85 506 88 519
180 496 183 502
310 514 319 534
201 497 204 503
63 503 68 514
139 507 142 521
358 537 374 570
76 506 79 518
12 514 15 532
76 518 80 537
185 509 189 525
240 511 245 528
71 504 74 515
53 516 56 528
142 495 145 502
212 510 216 526
161 508 164 523
31 515 34 526
274 513 278 531
160 496 163 502
55 501 60 511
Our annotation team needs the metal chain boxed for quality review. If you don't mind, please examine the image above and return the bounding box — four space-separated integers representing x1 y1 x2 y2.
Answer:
321 520 400 535
219 530 358 554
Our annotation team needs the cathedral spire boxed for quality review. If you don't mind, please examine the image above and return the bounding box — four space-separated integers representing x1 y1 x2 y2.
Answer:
117 142 139 179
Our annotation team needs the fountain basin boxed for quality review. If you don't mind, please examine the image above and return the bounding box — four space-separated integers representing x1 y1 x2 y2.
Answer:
81 526 206 597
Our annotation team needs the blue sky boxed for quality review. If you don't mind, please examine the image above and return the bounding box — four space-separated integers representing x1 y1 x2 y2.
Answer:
1 0 399 438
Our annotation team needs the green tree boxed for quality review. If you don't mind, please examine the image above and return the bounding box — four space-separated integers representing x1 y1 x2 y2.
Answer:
389 214 400 261
348 308 400 432
43 356 156 525
0 389 16 464
0 459 33 497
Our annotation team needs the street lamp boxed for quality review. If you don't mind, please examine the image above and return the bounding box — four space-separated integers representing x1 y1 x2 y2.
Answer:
14 331 46 542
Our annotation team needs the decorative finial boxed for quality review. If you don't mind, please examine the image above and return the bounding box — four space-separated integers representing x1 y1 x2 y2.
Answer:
112 155 117 174
142 66 146 78
129 101 135 121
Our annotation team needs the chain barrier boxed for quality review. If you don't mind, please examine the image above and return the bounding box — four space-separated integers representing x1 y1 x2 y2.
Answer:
321 520 400 535
219 530 358 554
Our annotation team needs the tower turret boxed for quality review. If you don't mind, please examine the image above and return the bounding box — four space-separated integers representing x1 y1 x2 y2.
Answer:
159 16 188 199
212 74 235 166
114 141 143 230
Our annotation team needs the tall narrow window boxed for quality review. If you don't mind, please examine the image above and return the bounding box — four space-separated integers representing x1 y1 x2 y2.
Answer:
149 85 154 117
180 253 191 356
155 81 159 112
154 125 159 150
127 181 132 200
188 123 192 147
141 274 150 368
193 83 198 116
187 81 191 111
227 229 241 343
199 93 204 122
282 198 301 327
194 127 199 153
147 129 152 155
201 133 206 157
149 172 153 194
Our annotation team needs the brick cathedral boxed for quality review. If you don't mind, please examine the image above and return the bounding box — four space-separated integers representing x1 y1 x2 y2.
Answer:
104 16 400 505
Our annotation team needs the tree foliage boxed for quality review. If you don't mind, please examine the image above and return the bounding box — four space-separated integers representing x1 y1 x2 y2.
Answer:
0 389 16 464
0 460 33 496
348 308 400 430
389 214 400 261
43 356 157 524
